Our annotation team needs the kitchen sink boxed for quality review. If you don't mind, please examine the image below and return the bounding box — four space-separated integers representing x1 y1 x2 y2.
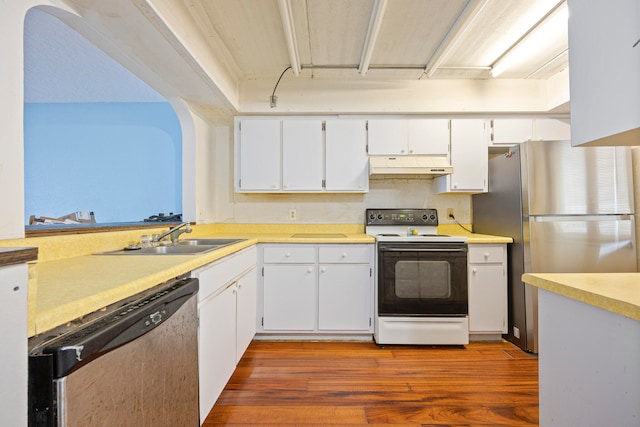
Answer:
97 238 246 255
178 238 246 246
99 245 218 255
290 233 347 238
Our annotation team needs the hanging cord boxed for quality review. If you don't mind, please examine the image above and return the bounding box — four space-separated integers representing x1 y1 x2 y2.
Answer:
449 213 473 233
270 66 292 107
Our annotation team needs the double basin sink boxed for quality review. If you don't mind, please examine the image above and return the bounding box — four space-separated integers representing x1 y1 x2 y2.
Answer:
100 238 246 255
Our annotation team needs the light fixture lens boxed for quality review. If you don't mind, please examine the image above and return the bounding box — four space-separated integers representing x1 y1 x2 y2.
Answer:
492 3 568 78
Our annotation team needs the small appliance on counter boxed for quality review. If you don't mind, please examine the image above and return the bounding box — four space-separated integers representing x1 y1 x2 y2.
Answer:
365 208 469 345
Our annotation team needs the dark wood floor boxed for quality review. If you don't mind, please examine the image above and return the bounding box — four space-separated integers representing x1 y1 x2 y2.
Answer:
203 340 539 426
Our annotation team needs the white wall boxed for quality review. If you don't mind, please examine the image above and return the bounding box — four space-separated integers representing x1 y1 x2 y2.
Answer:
232 177 471 225
0 0 78 239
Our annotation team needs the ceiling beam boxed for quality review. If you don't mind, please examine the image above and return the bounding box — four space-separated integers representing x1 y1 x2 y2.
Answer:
358 0 388 76
423 0 489 78
277 0 301 75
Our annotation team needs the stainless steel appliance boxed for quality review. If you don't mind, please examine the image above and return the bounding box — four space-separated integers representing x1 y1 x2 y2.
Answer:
473 140 636 353
28 277 199 426
366 208 469 345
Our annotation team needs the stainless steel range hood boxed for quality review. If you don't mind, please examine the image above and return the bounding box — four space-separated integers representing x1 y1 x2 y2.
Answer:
369 156 453 176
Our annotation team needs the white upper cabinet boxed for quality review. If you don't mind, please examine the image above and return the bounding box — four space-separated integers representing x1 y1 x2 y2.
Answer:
282 120 323 191
567 0 640 146
534 119 571 141
368 119 450 155
238 119 281 191
407 119 450 155
490 119 533 145
236 117 370 193
434 119 488 194
490 118 571 147
325 119 368 192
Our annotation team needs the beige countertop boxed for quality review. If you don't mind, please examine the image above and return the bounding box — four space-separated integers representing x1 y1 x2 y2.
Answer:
522 273 640 321
25 225 511 336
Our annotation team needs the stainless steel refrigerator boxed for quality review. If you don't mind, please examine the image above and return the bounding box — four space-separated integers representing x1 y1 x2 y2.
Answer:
472 140 636 353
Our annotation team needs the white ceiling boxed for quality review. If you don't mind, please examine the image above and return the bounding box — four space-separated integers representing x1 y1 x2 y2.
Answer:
23 0 569 110
184 0 568 80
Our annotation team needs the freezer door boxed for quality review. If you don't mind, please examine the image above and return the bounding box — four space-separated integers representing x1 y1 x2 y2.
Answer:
527 216 637 273
523 141 634 215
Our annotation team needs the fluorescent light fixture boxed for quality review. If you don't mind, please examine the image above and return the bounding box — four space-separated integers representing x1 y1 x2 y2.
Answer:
491 2 568 78
358 0 388 76
277 0 301 75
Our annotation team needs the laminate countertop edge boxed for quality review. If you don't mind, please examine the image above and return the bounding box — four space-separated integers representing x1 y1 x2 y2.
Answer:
522 272 640 321
0 247 38 267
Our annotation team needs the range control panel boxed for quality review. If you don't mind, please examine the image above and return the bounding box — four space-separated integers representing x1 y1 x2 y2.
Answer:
366 208 438 226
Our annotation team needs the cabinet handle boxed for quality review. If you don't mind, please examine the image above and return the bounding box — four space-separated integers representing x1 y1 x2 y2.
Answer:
484 253 490 259
320 267 326 273
408 149 414 154
283 184 289 189
307 267 313 273
285 252 291 258
472 268 478 274
341 252 347 258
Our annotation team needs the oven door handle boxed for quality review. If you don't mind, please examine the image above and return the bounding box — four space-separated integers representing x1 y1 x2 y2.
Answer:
379 247 467 253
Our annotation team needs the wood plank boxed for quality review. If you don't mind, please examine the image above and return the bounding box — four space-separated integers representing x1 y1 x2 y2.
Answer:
203 340 539 426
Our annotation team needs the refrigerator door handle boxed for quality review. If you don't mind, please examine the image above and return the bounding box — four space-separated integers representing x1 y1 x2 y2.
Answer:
528 214 632 222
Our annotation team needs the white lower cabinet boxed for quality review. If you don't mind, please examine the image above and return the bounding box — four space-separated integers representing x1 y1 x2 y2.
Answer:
259 244 374 335
467 244 507 337
263 264 316 331
1 263 28 427
318 264 371 331
192 247 257 424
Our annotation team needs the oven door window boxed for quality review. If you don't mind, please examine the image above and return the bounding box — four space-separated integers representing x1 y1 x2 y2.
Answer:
378 244 468 316
395 260 451 299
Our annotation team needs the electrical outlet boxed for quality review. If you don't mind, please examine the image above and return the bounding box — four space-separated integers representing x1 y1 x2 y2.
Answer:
447 208 455 220
288 209 297 220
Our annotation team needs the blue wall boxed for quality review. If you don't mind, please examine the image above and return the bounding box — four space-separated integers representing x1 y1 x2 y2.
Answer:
24 102 182 224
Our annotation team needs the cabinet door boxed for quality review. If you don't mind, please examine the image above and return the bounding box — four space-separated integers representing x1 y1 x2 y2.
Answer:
282 120 323 191
239 120 281 191
568 0 640 146
468 264 506 333
436 119 487 193
534 119 571 141
490 119 533 145
236 268 257 363
318 264 372 331
408 119 450 155
0 264 27 427
367 119 408 155
325 119 368 192
198 284 237 421
263 265 316 331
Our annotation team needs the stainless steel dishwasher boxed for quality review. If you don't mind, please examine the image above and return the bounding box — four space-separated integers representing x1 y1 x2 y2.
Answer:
28 277 199 426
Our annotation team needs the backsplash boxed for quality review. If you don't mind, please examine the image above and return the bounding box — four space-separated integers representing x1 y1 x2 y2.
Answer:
231 177 471 225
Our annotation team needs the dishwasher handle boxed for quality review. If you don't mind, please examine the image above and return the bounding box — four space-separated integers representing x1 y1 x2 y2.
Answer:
43 277 198 378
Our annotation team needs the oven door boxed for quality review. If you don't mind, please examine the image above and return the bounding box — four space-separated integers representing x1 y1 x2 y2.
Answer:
377 242 468 316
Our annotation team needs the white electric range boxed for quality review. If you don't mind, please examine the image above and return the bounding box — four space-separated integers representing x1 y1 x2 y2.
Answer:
365 208 469 345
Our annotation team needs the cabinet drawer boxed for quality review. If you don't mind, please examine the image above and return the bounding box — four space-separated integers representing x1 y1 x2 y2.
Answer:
194 246 257 302
263 245 316 263
468 245 504 264
318 245 371 264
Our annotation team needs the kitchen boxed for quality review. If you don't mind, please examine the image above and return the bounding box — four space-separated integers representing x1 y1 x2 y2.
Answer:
1 0 639 426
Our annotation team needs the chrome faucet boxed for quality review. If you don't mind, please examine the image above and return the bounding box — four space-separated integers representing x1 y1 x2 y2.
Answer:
153 222 192 244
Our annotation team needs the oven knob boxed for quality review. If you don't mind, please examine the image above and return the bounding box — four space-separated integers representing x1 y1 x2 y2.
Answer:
377 214 383 220
368 213 376 221
429 213 436 221
422 214 428 221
